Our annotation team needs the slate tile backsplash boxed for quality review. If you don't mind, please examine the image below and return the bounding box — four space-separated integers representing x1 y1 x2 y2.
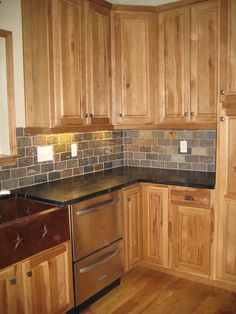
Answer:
123 130 216 172
0 129 216 190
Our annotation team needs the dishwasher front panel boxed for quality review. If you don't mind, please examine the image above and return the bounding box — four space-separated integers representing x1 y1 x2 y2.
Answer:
72 191 123 261
74 240 123 306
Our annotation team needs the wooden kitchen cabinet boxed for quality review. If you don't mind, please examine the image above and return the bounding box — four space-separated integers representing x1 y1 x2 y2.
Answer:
112 11 155 126
0 265 23 314
170 188 213 276
22 0 113 132
0 242 73 314
142 185 169 268
219 0 236 108
122 185 142 272
85 1 112 126
157 0 218 127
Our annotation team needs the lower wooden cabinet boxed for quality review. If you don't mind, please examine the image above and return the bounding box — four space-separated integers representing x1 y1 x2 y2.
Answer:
122 185 142 272
142 185 169 267
217 199 236 284
170 187 213 276
0 242 73 314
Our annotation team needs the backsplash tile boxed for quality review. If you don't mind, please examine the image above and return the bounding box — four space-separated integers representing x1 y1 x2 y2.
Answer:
0 128 216 190
123 130 216 172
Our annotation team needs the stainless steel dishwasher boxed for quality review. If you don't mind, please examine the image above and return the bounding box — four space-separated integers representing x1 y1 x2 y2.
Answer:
70 190 123 311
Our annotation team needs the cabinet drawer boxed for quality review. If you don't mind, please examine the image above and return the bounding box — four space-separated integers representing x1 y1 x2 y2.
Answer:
170 189 211 208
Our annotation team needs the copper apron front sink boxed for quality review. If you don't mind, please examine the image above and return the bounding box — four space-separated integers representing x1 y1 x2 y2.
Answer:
0 197 69 269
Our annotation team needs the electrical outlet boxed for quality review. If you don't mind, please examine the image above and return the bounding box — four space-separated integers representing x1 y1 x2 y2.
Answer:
37 145 53 162
180 140 188 154
71 143 77 157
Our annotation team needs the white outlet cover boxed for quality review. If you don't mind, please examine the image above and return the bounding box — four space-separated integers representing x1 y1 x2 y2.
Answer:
37 145 53 162
180 140 188 153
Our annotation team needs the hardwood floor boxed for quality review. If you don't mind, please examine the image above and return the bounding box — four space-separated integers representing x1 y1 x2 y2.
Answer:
82 267 236 314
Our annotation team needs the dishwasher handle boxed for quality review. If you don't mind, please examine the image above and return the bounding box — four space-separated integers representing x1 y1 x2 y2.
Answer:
79 248 121 274
76 197 119 216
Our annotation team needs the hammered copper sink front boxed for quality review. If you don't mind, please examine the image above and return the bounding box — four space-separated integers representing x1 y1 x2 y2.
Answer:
0 197 69 269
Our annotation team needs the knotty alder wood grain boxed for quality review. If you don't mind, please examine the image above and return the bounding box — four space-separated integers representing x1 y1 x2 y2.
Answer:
82 267 236 313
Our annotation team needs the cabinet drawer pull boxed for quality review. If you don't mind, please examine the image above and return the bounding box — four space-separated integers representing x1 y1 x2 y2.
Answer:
10 278 16 285
24 207 33 216
76 197 119 216
184 195 194 201
26 271 32 278
14 233 23 250
80 248 120 274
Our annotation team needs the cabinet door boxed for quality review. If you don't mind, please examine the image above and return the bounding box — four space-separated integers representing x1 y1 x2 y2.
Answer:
157 8 190 124
142 186 168 267
22 0 53 128
56 0 85 126
0 265 23 314
21 243 73 314
113 12 155 125
85 2 112 125
123 185 142 272
217 200 236 283
172 204 212 276
190 0 218 123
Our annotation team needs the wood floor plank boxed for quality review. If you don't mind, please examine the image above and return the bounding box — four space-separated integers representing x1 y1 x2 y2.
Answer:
82 267 236 314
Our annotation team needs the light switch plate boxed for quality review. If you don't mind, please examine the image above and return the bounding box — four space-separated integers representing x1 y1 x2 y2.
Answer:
71 143 77 157
180 140 188 153
37 145 53 162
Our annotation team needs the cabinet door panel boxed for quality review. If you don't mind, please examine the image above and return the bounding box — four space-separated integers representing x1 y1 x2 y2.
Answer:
59 0 84 125
22 243 73 314
158 8 190 123
123 186 142 272
22 0 52 128
172 205 212 275
113 12 155 125
226 116 236 196
190 1 218 122
86 3 111 125
0 266 22 314
142 186 168 267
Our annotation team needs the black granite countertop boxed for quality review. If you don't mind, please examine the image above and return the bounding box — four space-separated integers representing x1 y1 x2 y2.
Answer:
14 167 215 207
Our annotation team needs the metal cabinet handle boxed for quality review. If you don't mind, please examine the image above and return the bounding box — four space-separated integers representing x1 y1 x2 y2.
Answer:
84 113 89 118
119 113 122 118
220 89 225 95
184 195 194 201
184 112 189 117
190 112 194 117
24 207 33 216
80 248 120 274
26 271 32 278
10 278 16 285
220 116 225 122
76 197 119 216
90 113 93 118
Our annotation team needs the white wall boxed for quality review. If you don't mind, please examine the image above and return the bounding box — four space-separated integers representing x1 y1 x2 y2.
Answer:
0 0 25 127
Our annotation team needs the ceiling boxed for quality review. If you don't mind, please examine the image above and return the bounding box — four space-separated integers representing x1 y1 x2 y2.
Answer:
107 0 180 6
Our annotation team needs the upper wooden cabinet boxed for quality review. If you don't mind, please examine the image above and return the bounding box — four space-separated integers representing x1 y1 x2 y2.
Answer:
85 1 112 125
220 0 236 108
112 11 155 126
22 0 112 132
157 0 218 126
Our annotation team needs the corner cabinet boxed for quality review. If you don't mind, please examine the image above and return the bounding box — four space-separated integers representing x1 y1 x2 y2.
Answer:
22 0 112 132
142 185 169 268
112 10 155 127
122 185 142 272
0 242 73 314
157 0 218 127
